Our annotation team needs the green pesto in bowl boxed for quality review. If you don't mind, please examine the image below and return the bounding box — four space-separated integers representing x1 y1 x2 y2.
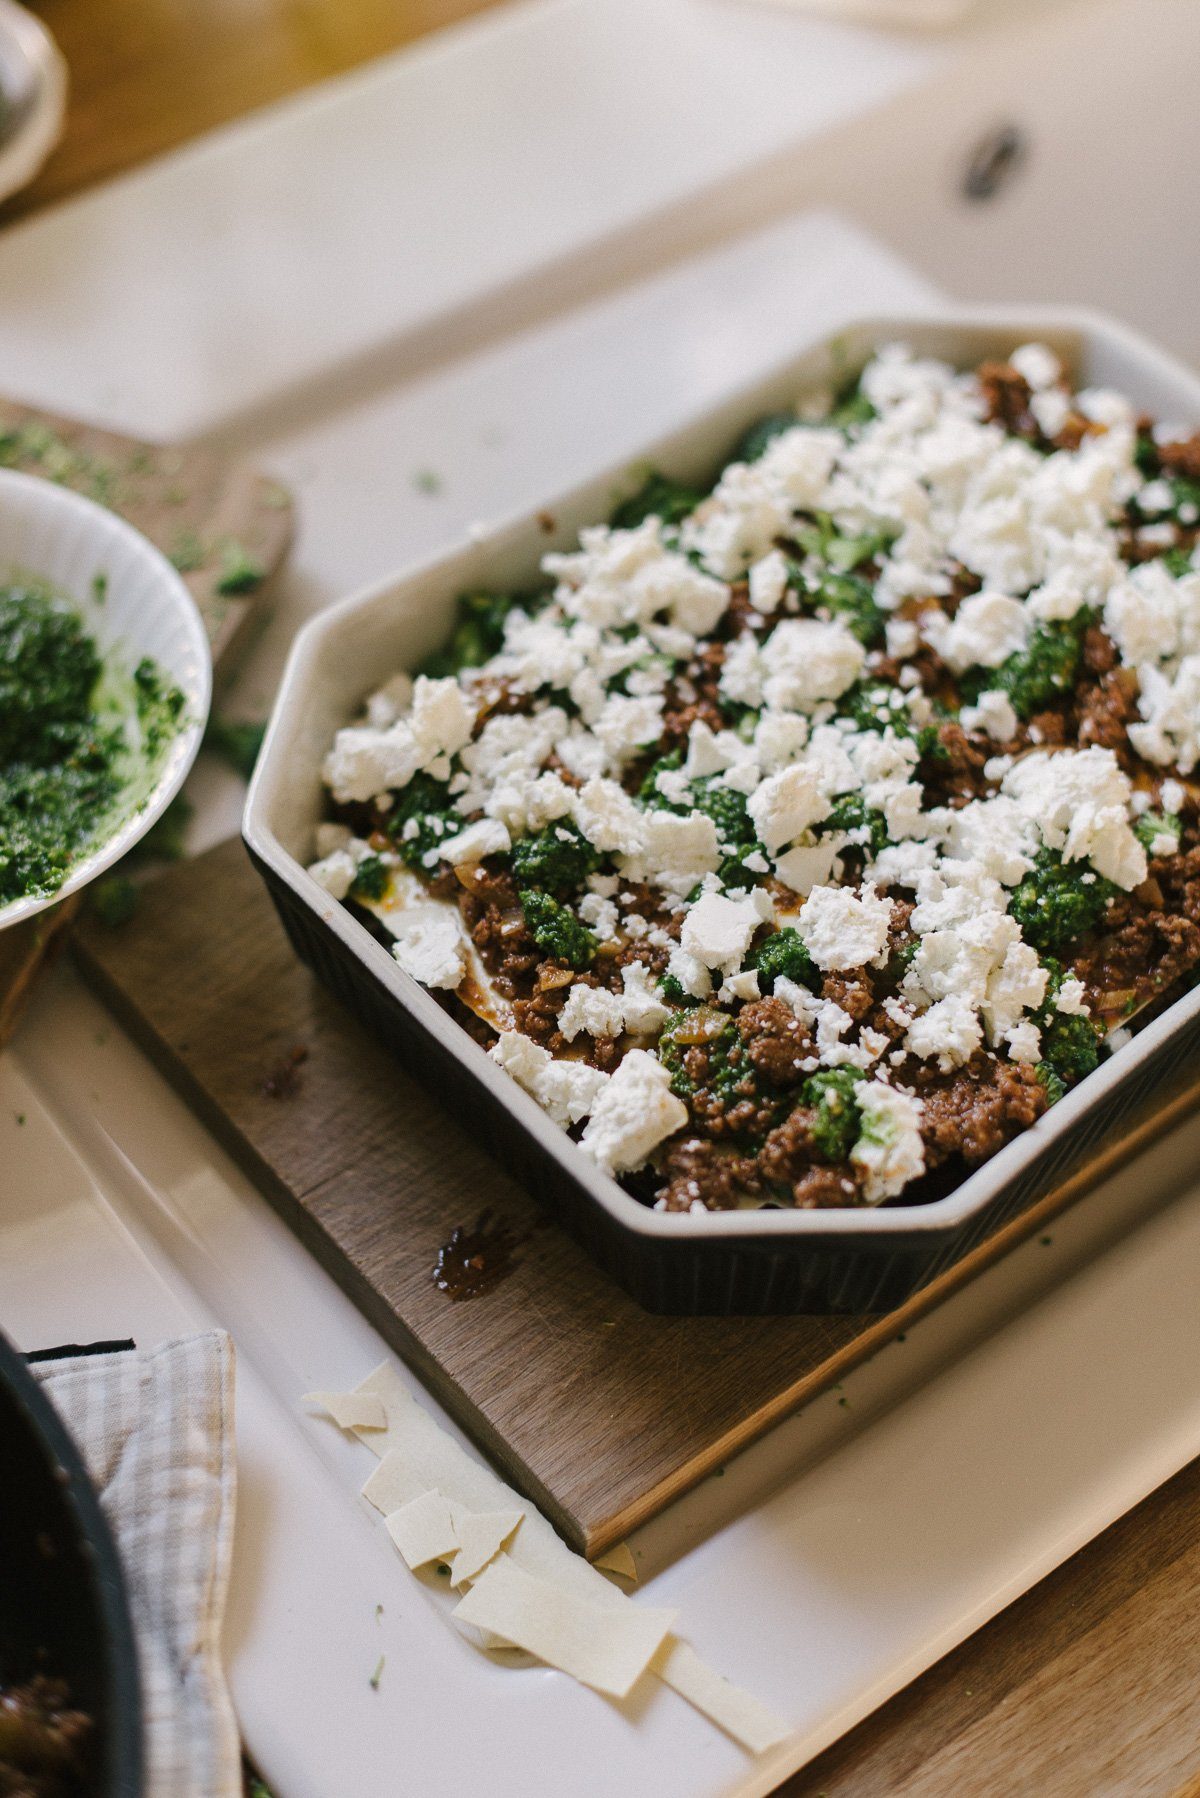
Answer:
0 581 185 905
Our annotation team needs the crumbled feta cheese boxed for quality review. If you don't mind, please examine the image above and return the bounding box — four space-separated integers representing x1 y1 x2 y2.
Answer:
1030 388 1069 439
1002 747 1147 888
580 1049 688 1173
885 616 920 659
619 962 671 1036
959 689 1019 743
718 633 765 707
1009 342 1061 391
924 590 1029 673
1128 656 1200 774
410 675 475 762
592 693 664 765
437 818 511 865
681 891 762 970
573 778 645 855
365 672 414 728
774 839 842 895
1005 1020 1042 1063
754 710 809 772
983 940 1048 1040
392 912 465 990
639 809 721 879
1055 977 1089 1016
491 1031 609 1126
942 794 1035 886
797 883 893 971
747 763 831 852
323 723 423 805
761 618 865 709
748 548 790 614
665 942 713 1000
308 849 357 900
577 891 619 940
557 984 626 1042
720 969 762 1004
904 995 982 1070
850 1081 925 1204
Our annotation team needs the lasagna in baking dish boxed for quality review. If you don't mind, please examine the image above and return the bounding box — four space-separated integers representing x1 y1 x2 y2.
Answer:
310 341 1200 1213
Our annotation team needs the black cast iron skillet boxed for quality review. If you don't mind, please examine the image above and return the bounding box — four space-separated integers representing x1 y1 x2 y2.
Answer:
0 1330 143 1796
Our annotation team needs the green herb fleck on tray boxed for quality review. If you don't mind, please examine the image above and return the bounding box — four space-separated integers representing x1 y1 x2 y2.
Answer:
369 1654 385 1691
215 540 266 595
412 468 444 496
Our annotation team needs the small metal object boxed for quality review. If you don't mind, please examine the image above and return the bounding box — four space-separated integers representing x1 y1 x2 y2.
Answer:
963 123 1028 202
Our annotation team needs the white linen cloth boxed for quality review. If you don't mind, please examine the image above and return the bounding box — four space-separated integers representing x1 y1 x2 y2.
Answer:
32 1332 240 1798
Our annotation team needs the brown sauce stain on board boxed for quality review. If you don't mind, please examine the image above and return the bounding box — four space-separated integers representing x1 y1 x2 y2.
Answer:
432 1209 528 1301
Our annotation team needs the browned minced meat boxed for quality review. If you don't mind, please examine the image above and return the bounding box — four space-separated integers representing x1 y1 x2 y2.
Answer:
455 863 540 996
1157 432 1200 482
790 1166 864 1209
467 673 537 724
911 1053 1048 1169
660 642 726 745
822 969 875 1023
1072 903 1200 1017
1077 668 1139 752
510 963 623 1068
1023 709 1069 748
978 360 1039 440
656 1136 761 1212
675 1038 781 1141
755 1105 866 1206
926 719 992 803
736 997 813 1085
1081 625 1117 677
722 579 764 637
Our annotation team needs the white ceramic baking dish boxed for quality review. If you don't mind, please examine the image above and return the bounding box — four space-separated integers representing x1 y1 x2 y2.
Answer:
246 306 1200 1314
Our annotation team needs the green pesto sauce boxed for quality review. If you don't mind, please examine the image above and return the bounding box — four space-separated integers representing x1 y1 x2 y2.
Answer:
0 583 185 906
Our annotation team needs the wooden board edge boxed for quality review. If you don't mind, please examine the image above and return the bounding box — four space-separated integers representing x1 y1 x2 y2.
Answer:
589 1072 1200 1552
70 928 597 1554
70 907 1200 1556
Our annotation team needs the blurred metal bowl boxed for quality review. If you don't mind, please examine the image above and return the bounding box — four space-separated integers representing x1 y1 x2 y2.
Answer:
0 1 66 205
0 1331 143 1796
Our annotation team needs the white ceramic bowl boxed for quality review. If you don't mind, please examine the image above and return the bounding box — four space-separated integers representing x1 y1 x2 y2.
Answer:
0 468 211 931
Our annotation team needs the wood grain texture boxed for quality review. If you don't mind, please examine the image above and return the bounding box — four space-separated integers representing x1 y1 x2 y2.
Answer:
781 1452 1200 1797
7 0 504 224
0 402 293 1049
72 835 1200 1556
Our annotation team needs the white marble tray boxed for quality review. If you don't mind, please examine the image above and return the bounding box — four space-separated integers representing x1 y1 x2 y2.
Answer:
0 4 1197 1786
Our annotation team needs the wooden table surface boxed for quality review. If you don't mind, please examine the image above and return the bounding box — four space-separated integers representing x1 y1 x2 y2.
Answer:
9 6 1200 1793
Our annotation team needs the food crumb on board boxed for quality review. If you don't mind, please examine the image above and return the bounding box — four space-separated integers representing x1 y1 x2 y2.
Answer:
261 1043 309 1099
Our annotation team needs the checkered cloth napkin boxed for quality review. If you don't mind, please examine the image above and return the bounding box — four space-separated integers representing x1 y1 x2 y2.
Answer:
31 1332 240 1798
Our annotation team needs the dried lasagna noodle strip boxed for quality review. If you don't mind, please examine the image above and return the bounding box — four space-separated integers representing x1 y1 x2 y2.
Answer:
446 1500 524 1587
385 1490 459 1570
303 1389 389 1431
352 1363 791 1753
649 1637 789 1755
452 1555 675 1700
594 1542 637 1582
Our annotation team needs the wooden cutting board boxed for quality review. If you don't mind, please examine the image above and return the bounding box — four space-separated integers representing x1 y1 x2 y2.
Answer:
73 836 1200 1557
0 399 293 1049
